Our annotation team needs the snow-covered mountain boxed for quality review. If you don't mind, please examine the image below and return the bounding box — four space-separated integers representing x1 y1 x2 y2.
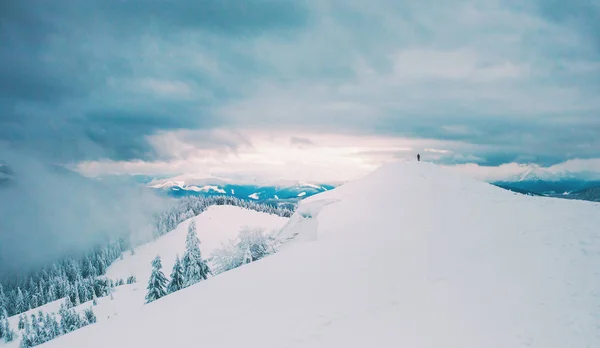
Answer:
40 161 600 348
146 177 337 202
497 162 600 183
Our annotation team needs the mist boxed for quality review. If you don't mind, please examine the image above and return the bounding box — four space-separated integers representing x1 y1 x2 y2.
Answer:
0 148 170 276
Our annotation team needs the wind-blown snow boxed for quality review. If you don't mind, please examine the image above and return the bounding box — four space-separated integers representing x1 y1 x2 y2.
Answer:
248 193 259 200
297 191 307 197
42 162 600 348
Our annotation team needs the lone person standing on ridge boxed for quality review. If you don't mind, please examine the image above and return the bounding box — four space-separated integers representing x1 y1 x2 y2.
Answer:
417 153 421 162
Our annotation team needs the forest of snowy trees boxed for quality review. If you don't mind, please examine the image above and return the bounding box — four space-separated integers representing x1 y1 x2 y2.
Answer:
152 196 294 239
146 220 212 303
0 195 295 346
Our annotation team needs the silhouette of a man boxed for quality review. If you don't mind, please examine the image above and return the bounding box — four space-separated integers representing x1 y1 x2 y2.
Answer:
417 153 421 162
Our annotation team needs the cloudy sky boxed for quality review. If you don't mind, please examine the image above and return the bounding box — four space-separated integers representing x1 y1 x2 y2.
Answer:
1 0 599 182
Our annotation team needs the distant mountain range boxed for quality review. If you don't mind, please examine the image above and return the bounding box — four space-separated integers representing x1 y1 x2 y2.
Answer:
145 178 338 206
493 179 600 202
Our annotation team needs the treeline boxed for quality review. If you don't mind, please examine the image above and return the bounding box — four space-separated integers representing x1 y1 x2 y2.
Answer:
152 195 294 238
0 241 126 318
0 195 295 319
0 301 97 347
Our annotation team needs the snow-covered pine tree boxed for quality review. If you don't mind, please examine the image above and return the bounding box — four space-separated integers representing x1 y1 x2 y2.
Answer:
58 301 83 333
32 312 45 345
3 319 14 342
182 220 211 287
20 315 33 348
83 307 97 324
145 256 168 304
30 293 39 309
82 257 97 278
95 251 107 275
242 246 253 265
73 282 81 306
0 318 4 339
16 288 26 314
18 314 26 329
47 314 61 338
0 284 7 318
167 255 184 294
46 283 57 303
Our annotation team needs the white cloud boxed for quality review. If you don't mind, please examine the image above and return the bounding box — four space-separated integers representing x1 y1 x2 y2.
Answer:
447 159 600 182
76 129 468 183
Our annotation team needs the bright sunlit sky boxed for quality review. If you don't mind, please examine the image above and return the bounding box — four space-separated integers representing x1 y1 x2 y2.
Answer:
1 0 599 183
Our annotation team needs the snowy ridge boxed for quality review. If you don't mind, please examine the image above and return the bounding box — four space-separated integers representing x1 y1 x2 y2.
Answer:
43 161 600 348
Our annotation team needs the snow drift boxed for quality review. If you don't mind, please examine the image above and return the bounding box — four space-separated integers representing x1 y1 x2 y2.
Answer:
43 162 600 347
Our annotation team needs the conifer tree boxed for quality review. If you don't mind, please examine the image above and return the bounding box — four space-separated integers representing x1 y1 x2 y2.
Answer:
47 284 57 303
16 288 26 314
20 316 33 348
3 319 14 342
182 220 211 287
167 255 185 294
242 246 253 265
0 284 7 318
58 301 83 333
73 282 81 306
47 314 61 338
82 257 97 278
145 256 168 304
83 308 97 324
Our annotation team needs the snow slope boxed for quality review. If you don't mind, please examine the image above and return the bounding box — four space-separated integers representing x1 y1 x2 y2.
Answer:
0 205 287 348
105 205 288 285
43 162 600 347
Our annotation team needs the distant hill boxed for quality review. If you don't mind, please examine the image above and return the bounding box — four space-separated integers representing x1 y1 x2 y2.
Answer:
492 179 600 195
492 178 600 203
552 186 600 202
491 184 543 197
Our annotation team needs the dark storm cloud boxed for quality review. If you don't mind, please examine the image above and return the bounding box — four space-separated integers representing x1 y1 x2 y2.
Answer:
0 0 599 168
0 0 309 162
536 0 600 53
0 0 310 273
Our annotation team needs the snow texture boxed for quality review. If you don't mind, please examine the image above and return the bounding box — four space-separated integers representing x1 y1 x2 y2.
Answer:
35 162 600 347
